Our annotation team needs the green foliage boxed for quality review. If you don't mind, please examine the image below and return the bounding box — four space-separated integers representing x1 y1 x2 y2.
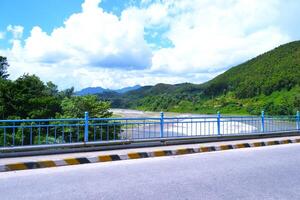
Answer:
0 74 64 119
58 95 117 142
0 57 110 120
203 41 300 98
0 57 118 146
99 83 203 111
59 95 112 118
0 56 9 79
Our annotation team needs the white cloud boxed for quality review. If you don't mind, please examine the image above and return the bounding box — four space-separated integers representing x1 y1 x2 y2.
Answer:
0 32 5 40
10 0 152 69
2 0 300 90
150 0 291 73
7 25 24 39
7 59 210 90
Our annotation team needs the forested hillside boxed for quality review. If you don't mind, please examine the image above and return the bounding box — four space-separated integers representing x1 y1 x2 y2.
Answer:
203 41 300 98
99 41 300 115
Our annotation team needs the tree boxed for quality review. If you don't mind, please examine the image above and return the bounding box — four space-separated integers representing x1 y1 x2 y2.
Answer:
0 56 9 79
0 79 15 119
45 81 59 96
60 95 112 118
0 74 62 119
58 87 74 99
59 95 118 141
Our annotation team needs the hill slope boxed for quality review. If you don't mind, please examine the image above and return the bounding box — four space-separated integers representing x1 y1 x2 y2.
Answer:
99 41 300 115
76 85 141 96
203 41 300 98
76 87 109 96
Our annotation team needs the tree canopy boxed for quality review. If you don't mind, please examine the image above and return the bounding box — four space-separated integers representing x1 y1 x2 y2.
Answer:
0 56 112 120
0 56 9 79
60 95 112 118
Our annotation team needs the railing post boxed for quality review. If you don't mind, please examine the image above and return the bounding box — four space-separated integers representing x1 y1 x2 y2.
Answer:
261 110 265 133
160 112 164 138
84 111 89 142
217 111 221 136
297 111 300 131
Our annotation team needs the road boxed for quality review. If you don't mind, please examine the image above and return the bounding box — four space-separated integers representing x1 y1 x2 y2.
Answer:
1 144 300 200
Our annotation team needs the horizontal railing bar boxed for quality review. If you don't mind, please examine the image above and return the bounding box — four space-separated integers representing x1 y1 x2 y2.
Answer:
1 117 296 123
0 124 85 129
90 117 160 121
0 118 84 123
164 116 215 119
90 122 161 126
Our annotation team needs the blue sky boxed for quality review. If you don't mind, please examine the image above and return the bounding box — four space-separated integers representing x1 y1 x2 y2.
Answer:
0 0 169 49
0 0 300 90
0 0 82 47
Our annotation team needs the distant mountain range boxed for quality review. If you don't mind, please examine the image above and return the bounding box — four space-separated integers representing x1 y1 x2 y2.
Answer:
75 85 141 96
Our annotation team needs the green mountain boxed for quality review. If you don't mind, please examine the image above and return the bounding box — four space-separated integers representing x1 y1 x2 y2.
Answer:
99 41 300 115
203 41 300 98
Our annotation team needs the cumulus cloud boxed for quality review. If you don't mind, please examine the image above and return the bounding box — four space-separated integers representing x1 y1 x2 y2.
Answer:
7 25 24 39
150 0 291 73
10 0 152 69
2 0 300 90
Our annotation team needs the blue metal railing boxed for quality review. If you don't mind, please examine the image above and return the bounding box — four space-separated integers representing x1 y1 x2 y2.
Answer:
0 111 299 147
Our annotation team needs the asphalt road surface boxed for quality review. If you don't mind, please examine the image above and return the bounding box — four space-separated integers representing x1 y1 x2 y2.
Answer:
1 144 300 200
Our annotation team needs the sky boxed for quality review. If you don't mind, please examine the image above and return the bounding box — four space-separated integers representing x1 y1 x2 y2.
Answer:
0 0 300 90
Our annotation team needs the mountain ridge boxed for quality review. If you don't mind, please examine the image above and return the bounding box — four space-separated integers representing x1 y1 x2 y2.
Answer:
75 85 141 96
98 40 300 115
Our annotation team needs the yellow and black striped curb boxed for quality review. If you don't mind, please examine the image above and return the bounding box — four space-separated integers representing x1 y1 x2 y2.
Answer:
1 138 300 172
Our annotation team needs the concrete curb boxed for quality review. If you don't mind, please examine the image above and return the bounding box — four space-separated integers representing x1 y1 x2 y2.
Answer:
1 138 300 172
2 131 299 158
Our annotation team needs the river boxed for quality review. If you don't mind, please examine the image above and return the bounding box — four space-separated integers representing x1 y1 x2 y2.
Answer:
110 108 209 118
110 109 296 138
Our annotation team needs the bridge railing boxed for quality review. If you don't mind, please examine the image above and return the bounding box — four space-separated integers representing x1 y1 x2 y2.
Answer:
0 111 299 147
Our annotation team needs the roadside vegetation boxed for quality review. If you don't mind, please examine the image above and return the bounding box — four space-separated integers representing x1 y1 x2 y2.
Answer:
0 57 119 146
0 56 112 120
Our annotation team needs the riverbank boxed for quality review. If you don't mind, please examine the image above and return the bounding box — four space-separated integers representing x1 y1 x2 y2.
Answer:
110 108 257 118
